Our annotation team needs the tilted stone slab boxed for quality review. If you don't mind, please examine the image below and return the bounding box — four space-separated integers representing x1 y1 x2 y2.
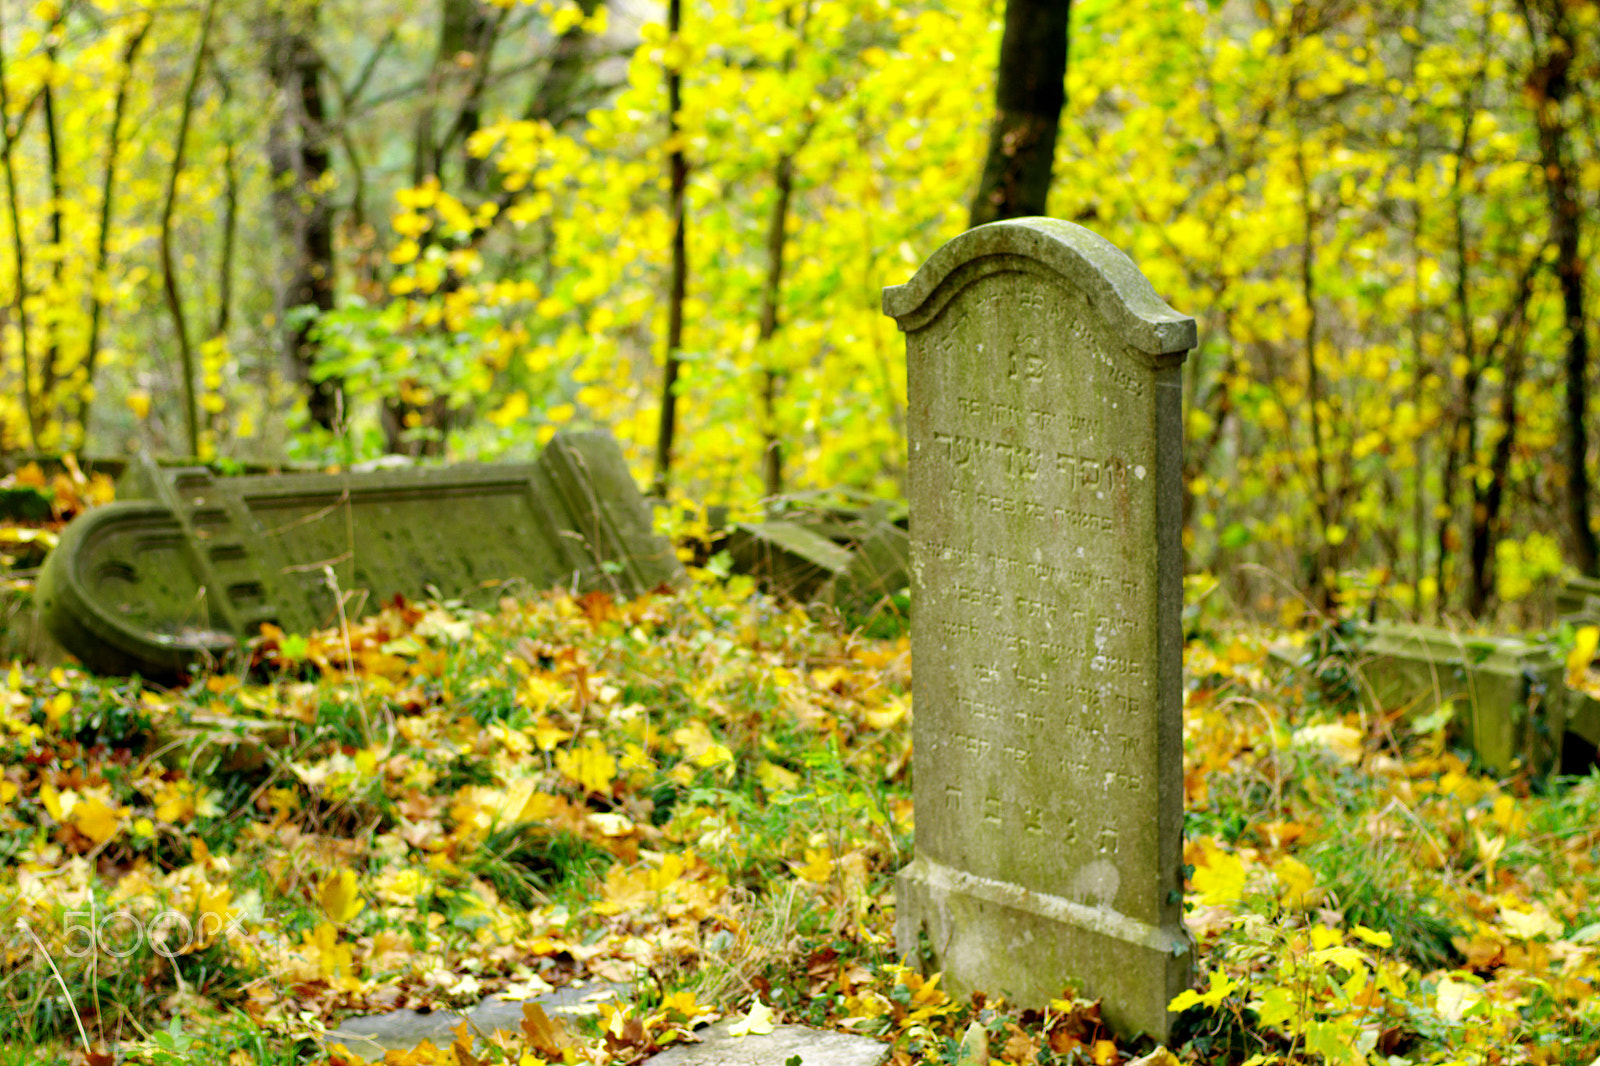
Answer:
1556 574 1600 626
886 218 1194 1040
36 431 681 678
1354 621 1568 776
723 520 852 602
819 519 911 617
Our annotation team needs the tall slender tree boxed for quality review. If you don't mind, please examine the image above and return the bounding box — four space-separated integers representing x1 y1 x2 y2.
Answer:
1518 0 1599 576
969 0 1070 227
267 0 341 433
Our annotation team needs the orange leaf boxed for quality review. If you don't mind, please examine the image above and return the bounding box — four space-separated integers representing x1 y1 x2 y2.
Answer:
521 1002 568 1056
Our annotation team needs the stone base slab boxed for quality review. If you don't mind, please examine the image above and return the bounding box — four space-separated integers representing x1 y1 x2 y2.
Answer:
895 856 1192 1041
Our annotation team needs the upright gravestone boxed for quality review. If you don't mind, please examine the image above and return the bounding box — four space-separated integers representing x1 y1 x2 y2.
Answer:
886 219 1194 1039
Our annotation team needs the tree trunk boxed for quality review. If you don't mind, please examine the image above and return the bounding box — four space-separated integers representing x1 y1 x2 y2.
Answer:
267 0 341 432
523 0 604 128
416 0 502 192
968 0 1070 227
1519 0 1599 575
760 153 794 498
160 0 219 457
38 41 62 412
0 5 38 450
76 19 150 450
1437 96 1479 616
652 0 687 498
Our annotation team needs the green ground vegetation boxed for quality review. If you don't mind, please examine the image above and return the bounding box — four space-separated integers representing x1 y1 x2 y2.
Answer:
0 553 1598 1065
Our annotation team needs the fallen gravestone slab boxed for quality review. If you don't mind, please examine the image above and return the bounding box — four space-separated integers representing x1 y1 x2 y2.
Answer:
644 1019 889 1066
886 218 1195 1039
723 520 852 602
36 431 682 678
1354 622 1570 776
819 519 911 618
1556 574 1600 626
325 982 627 1059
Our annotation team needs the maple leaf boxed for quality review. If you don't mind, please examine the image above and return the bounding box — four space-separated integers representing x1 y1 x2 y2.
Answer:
556 737 618 794
319 869 366 924
304 921 354 979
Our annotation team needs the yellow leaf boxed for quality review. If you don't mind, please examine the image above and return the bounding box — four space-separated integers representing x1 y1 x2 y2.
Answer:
863 695 908 730
70 793 125 845
44 691 71 726
1499 900 1562 940
756 760 799 793
1310 925 1342 950
489 391 530 428
1435 975 1483 1022
1192 840 1247 906
727 1000 775 1037
125 390 151 419
794 847 833 883
661 990 702 1019
1090 1039 1119 1065
1310 945 1366 971
1272 856 1317 909
1569 626 1600 679
305 920 354 978
39 782 65 821
556 737 617 794
1127 1049 1181 1066
1352 925 1393 948
954 1020 988 1066
1292 723 1364 763
1169 970 1237 1012
320 869 366 924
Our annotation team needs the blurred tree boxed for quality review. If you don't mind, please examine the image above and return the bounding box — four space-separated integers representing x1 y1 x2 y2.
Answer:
969 0 1069 227
267 0 341 433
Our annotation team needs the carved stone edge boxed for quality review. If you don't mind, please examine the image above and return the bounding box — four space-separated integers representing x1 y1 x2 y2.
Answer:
881 218 1196 360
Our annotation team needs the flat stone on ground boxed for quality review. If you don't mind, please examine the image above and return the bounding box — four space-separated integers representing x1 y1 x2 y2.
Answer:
324 982 627 1058
644 1020 889 1066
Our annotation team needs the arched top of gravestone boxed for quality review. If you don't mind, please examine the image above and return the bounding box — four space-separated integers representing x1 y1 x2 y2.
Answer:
882 217 1196 363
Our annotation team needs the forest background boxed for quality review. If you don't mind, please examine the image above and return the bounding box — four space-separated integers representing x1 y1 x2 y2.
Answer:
1 0 1598 627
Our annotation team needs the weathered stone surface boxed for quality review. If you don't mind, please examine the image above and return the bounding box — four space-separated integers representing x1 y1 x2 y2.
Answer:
1567 696 1600 772
724 520 851 601
764 489 903 544
325 982 627 1058
1556 574 1600 625
644 1020 889 1066
36 431 682 678
820 520 911 617
1355 621 1568 775
886 218 1194 1040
